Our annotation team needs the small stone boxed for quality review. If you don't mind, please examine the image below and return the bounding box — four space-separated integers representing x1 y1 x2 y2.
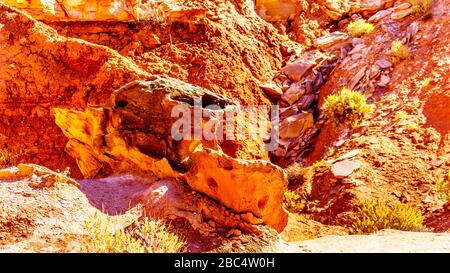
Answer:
281 51 323 82
349 44 366 55
348 67 367 90
314 32 350 50
259 83 283 99
279 112 314 139
376 59 393 69
431 159 443 167
378 75 391 86
334 139 346 147
352 38 364 46
369 64 381 79
335 149 361 162
368 9 393 22
226 229 242 238
403 22 420 44
393 2 412 12
281 83 306 105
331 160 362 178
296 94 316 110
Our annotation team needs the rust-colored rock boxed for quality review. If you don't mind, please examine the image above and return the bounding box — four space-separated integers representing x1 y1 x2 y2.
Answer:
0 4 149 176
282 50 325 82
54 78 288 231
54 77 242 178
44 0 286 108
4 0 146 21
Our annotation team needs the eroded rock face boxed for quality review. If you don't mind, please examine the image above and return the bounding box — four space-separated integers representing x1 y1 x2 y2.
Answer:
54 77 288 231
4 0 139 21
54 78 232 177
11 0 286 108
0 4 149 176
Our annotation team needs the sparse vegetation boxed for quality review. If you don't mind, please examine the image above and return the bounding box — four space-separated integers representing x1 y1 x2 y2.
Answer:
352 200 425 234
286 162 308 185
394 110 408 121
417 77 432 89
436 171 450 201
347 19 375 37
405 122 419 132
408 0 432 15
312 159 327 169
0 148 13 168
387 40 409 62
323 88 374 127
284 190 307 213
81 212 186 253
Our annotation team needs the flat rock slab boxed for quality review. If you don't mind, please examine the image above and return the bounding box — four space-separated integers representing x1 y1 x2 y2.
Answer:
331 159 362 178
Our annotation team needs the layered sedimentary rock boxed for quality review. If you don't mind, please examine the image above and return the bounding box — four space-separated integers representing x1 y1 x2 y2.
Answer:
0 1 291 174
54 78 288 231
8 0 287 108
0 4 149 175
3 0 139 21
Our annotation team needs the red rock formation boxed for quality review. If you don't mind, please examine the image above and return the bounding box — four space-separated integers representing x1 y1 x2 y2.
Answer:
0 4 149 176
54 78 288 231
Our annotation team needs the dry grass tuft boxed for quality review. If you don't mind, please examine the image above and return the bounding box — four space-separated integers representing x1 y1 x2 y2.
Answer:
81 212 186 253
352 200 425 234
347 19 375 37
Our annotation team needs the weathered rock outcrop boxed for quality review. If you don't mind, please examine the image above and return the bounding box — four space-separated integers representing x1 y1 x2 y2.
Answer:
3 0 146 21
0 4 149 175
54 78 288 231
0 0 291 174
34 0 287 108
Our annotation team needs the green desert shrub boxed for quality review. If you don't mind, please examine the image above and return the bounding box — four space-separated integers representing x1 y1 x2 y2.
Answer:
283 190 307 213
408 0 432 14
436 171 450 201
352 200 425 234
0 148 13 168
81 212 186 253
323 88 374 127
387 40 409 61
347 19 375 37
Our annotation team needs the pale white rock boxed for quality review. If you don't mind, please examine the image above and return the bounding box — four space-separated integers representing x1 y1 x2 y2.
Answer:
315 32 350 50
368 9 393 22
331 159 362 178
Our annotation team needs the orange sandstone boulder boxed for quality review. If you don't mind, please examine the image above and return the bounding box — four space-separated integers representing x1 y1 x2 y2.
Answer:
184 149 288 232
54 78 288 231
